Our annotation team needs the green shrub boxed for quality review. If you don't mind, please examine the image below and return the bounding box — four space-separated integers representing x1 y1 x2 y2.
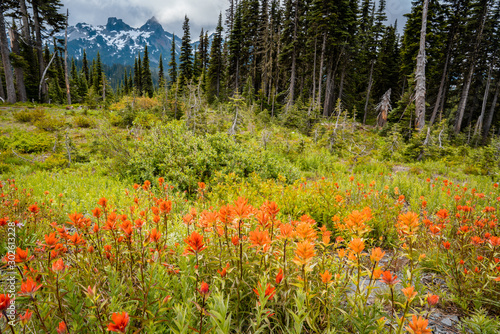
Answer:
38 153 68 170
2 131 54 153
34 115 66 132
74 115 94 128
13 108 47 123
109 122 300 193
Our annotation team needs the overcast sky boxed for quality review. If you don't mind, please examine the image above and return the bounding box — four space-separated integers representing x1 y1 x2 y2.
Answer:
61 0 413 37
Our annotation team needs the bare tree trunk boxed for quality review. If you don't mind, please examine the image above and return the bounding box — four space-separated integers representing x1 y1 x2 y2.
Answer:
286 0 300 112
362 59 375 124
32 1 48 101
0 64 5 101
338 62 346 104
19 0 31 40
473 64 492 137
311 36 317 113
39 52 57 101
376 89 392 128
454 2 488 133
429 51 450 126
322 63 333 117
414 0 429 131
483 80 499 141
8 26 27 102
316 33 326 110
0 10 16 103
64 10 71 105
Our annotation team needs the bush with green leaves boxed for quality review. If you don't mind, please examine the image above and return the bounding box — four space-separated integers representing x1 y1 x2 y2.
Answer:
113 121 300 193
0 131 54 153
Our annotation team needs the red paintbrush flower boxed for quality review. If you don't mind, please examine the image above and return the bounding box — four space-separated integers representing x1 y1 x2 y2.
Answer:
107 312 129 333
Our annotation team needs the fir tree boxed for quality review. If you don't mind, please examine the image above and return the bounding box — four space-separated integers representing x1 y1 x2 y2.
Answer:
168 34 178 87
142 44 154 97
179 15 193 86
158 55 165 88
207 13 224 102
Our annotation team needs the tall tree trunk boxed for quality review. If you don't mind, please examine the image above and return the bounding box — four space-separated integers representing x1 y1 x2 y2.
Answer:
454 1 488 133
429 50 451 126
19 0 31 40
311 36 317 112
8 26 27 102
322 62 333 117
0 64 5 101
286 0 300 112
473 64 492 137
414 0 429 131
0 10 16 103
316 33 326 110
64 10 71 105
362 59 375 124
32 0 48 102
483 80 499 141
338 62 346 103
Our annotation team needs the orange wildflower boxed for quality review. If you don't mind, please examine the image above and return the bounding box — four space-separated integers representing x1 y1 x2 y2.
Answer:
406 315 431 334
380 271 399 286
263 200 280 220
97 197 107 208
293 241 315 266
45 232 59 247
370 247 385 263
149 228 161 243
19 277 42 295
278 223 294 239
57 321 67 334
397 211 420 236
159 200 172 213
348 238 365 254
249 228 271 252
107 312 129 333
275 268 284 284
253 283 276 300
19 309 33 325
372 268 383 279
15 247 34 263
231 197 253 220
320 270 332 284
295 222 317 241
198 281 210 297
52 258 66 272
184 231 206 254
442 241 451 249
28 204 39 214
427 294 439 306
0 294 12 312
401 286 417 301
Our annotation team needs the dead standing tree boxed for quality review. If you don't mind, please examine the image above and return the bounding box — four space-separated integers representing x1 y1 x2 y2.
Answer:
414 0 429 131
376 89 392 128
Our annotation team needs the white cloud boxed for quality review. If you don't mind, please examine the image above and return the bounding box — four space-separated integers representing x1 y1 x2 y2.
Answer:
62 0 227 35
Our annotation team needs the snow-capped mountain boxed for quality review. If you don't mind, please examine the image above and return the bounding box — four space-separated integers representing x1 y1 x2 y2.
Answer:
52 17 193 67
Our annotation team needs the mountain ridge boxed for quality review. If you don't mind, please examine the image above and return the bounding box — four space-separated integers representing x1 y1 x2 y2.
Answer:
51 17 210 69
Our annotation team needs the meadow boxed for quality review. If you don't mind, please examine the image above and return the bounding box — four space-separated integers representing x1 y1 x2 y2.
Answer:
1 101 500 333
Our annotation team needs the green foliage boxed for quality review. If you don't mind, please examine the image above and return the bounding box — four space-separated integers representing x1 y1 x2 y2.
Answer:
109 122 299 193
33 115 66 132
73 115 94 128
0 131 54 153
13 108 47 123
458 309 500 334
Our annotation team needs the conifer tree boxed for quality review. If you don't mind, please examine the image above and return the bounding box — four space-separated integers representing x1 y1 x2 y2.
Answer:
179 15 193 86
142 44 154 97
158 55 165 88
168 34 177 87
207 13 224 102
